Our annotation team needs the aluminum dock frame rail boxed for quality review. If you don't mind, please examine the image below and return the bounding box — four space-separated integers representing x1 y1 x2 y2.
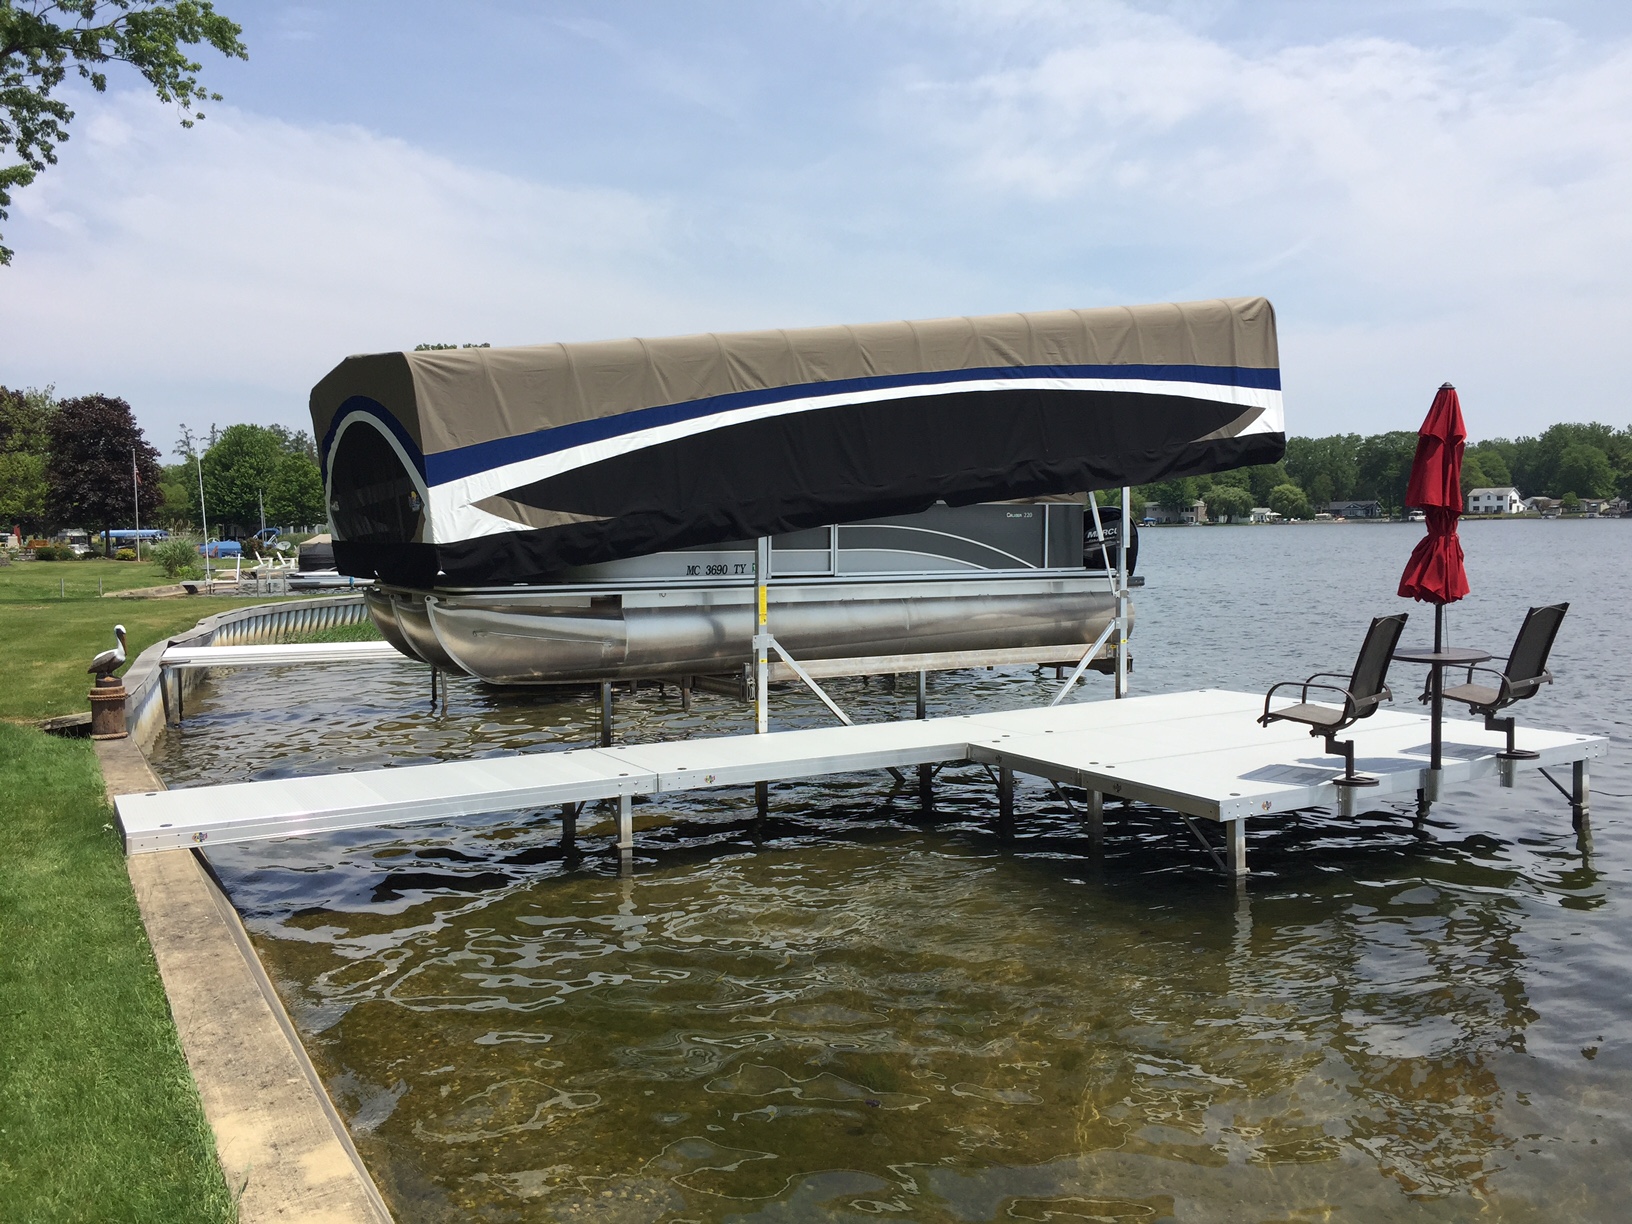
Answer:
116 690 1604 876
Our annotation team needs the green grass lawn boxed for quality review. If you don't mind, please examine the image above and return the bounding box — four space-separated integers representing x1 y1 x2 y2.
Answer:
0 560 377 1218
0 557 377 722
0 556 184 601
0 723 236 1220
0 594 267 723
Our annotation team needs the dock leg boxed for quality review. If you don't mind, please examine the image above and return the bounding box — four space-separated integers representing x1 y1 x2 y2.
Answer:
1226 819 1248 877
616 794 634 850
916 670 927 721
561 803 578 855
1085 790 1104 853
997 766 1015 842
681 676 692 712
918 764 933 816
755 780 769 821
600 681 614 747
1572 760 1590 830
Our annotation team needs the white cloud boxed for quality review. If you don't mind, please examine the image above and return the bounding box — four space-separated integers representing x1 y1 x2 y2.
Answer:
891 4 1632 431
1 91 703 444
3 4 1630 447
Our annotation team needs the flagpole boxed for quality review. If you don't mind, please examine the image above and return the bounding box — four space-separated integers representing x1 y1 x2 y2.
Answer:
195 447 211 582
1432 602 1444 773
131 447 141 561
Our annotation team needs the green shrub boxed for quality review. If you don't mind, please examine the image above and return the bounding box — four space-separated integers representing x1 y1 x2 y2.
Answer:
150 537 200 580
32 545 61 561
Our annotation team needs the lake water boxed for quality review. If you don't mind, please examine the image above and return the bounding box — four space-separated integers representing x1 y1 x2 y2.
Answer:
149 520 1632 1222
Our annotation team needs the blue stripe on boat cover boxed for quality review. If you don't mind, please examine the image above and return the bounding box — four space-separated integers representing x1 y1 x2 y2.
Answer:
424 363 1282 487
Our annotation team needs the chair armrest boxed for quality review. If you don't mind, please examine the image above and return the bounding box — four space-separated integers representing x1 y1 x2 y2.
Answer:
1456 665 1514 706
1260 680 1356 726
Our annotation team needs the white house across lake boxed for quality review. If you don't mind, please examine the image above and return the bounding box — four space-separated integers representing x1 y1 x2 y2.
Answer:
1467 486 1524 515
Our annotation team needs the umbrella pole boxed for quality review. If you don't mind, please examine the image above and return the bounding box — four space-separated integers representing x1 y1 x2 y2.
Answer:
1431 603 1444 773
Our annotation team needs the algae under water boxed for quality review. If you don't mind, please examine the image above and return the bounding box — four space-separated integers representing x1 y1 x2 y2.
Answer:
149 521 1632 1221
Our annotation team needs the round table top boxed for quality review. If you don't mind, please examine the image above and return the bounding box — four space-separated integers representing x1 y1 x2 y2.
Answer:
1393 646 1493 665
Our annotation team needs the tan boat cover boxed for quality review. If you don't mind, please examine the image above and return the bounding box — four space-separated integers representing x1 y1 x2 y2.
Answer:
311 297 1282 585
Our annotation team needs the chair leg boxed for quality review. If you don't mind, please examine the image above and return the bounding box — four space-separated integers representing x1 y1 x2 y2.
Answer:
1487 712 1538 760
1323 732 1378 788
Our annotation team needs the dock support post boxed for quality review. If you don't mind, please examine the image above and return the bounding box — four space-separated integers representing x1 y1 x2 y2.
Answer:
1572 760 1590 830
755 780 769 824
1085 790 1104 852
1115 490 1130 699
600 681 614 747
754 537 771 735
918 764 933 815
916 670 927 721
681 675 691 712
997 766 1014 842
430 666 438 709
1226 819 1248 877
561 803 578 855
616 794 633 850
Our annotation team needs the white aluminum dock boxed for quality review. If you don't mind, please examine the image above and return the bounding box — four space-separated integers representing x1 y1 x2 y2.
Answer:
115 689 1605 875
159 641 404 669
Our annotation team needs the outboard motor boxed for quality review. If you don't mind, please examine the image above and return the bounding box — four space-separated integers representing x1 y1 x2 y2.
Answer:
1083 514 1138 576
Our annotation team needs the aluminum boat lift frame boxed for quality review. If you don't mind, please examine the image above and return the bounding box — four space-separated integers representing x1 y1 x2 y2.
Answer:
125 496 1602 875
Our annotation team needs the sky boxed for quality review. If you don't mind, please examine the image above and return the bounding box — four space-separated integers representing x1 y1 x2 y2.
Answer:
3 0 1630 456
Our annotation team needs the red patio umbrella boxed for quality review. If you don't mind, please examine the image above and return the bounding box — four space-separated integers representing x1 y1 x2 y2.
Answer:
1398 382 1470 771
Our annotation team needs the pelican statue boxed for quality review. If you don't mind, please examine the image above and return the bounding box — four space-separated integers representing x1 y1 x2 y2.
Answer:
88 624 128 681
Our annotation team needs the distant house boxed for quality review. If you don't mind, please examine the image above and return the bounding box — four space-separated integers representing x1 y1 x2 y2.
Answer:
1328 499 1381 519
1184 498 1208 525
1142 504 1186 524
1467 486 1524 515
1524 495 1560 515
1249 506 1282 524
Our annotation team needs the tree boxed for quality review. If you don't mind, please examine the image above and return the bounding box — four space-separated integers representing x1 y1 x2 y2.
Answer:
194 422 325 531
155 460 194 528
0 382 54 531
1244 462 1290 507
1284 434 1360 505
1459 453 1489 497
265 448 324 527
1146 478 1195 513
1206 484 1253 522
1468 444 1511 488
1267 482 1310 521
44 393 162 552
1 1 247 264
199 422 281 528
1561 492 1581 514
1356 431 1418 516
1553 443 1616 500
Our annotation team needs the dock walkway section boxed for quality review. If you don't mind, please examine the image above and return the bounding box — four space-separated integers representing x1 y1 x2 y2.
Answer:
117 689 1605 875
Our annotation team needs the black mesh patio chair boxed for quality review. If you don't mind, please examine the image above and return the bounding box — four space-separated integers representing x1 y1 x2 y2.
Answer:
1258 613 1409 787
1441 603 1568 759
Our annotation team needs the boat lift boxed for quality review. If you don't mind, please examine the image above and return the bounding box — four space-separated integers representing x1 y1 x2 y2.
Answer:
130 487 1603 876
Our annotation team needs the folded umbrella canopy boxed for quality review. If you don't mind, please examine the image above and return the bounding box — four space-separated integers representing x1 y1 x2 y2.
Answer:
1398 382 1470 774
1398 383 1469 605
